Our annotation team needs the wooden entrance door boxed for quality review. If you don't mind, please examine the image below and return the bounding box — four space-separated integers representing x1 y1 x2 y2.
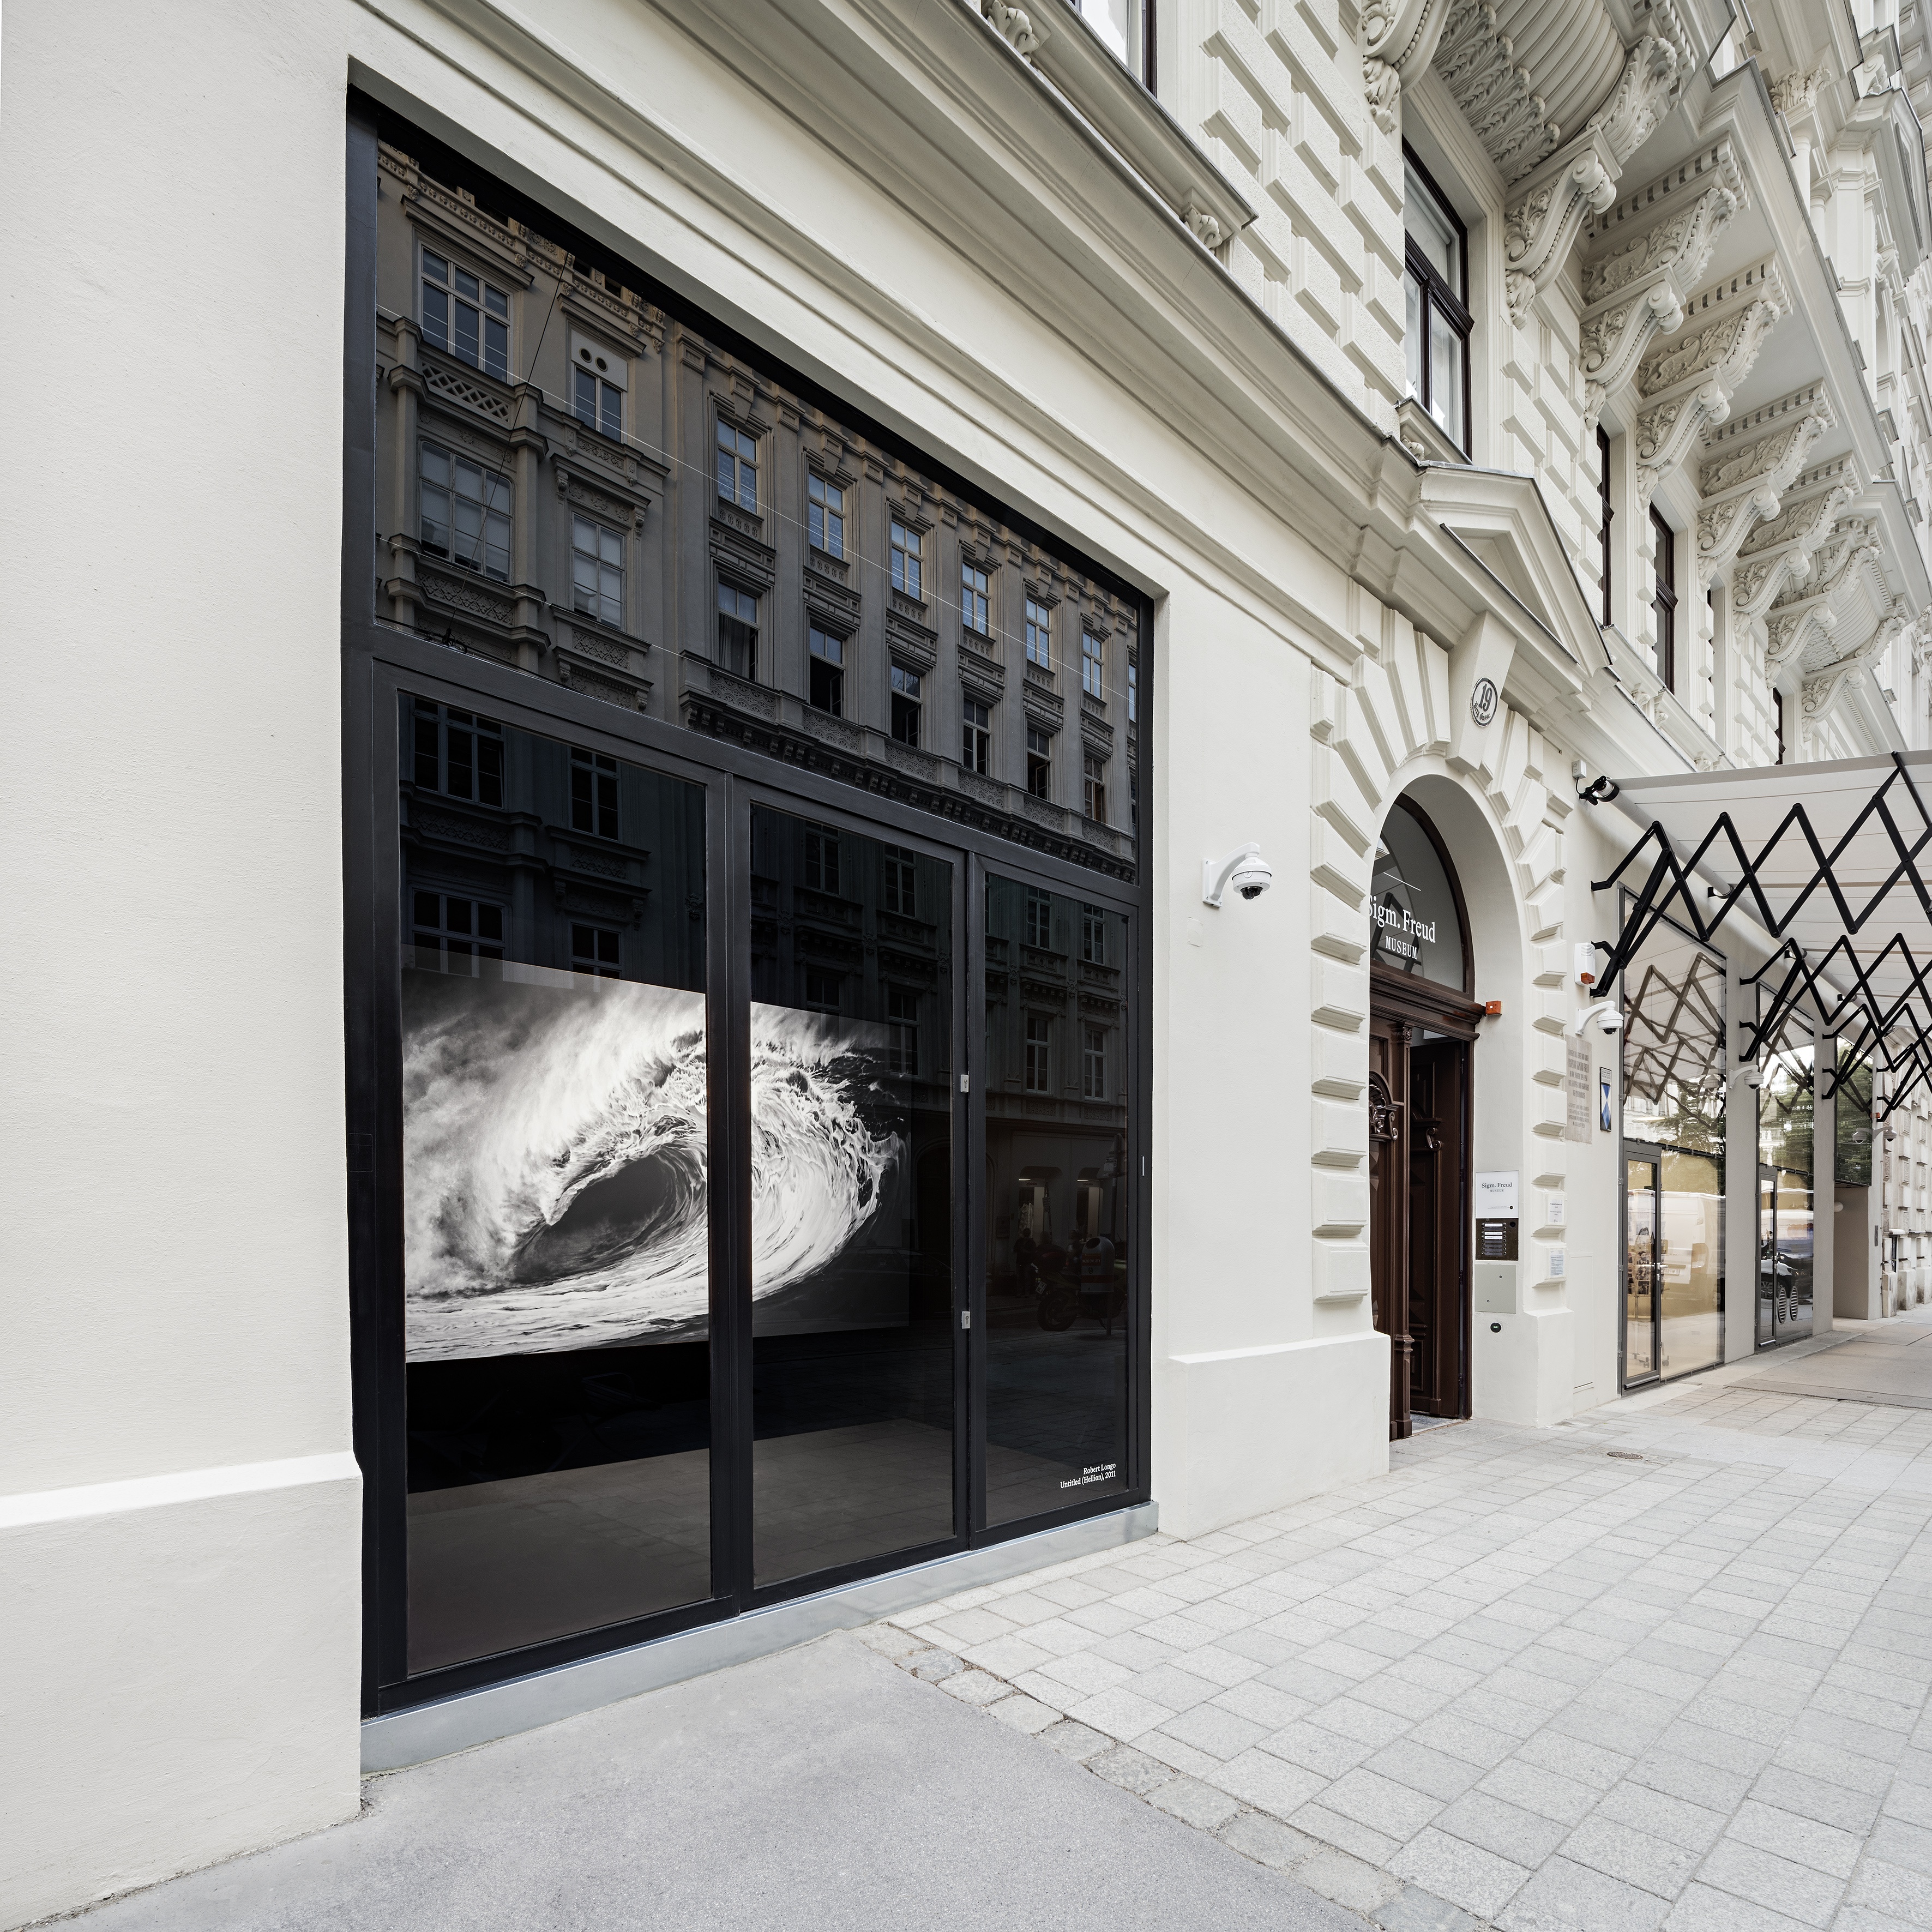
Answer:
1407 1037 1467 1419
1369 996 1473 1440
1368 1014 1411 1440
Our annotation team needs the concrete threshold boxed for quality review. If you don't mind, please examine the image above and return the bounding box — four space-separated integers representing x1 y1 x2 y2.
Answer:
360 1500 1159 1774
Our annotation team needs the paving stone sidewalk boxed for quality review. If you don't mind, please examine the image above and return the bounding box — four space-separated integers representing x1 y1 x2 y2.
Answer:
865 1376 1932 1931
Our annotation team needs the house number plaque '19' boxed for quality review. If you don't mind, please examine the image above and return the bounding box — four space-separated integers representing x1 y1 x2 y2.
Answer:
1470 677 1498 727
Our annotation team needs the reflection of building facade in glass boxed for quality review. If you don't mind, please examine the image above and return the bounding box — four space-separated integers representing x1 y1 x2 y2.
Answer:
374 141 1139 888
983 878 1130 1521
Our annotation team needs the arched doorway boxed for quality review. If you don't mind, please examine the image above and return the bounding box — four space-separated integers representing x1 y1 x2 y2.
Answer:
1368 794 1479 1440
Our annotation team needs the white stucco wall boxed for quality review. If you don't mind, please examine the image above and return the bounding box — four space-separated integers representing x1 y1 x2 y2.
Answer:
0 2 364 1924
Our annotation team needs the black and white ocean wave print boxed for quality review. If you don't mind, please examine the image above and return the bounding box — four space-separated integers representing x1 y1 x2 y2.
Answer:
401 967 902 1361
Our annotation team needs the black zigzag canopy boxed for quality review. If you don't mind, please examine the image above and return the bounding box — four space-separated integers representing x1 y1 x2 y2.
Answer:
1592 752 1932 1118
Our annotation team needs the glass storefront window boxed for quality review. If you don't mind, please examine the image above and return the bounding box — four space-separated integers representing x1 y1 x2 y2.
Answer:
1836 1050 1874 1187
1758 1011 1814 1346
398 698 711 1675
983 877 1130 1523
747 806 955 1586
1621 916 1725 1382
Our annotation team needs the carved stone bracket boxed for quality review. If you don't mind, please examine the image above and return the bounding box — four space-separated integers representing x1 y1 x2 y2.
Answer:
1693 386 1833 580
1730 467 1859 617
981 0 1044 56
1579 141 1744 425
1632 262 1788 504
1762 516 1882 667
1500 33 1686 327
1362 0 1455 134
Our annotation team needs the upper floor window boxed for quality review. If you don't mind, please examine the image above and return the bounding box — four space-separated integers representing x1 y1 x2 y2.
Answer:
1597 428 1614 626
887 985 919 1075
962 562 991 640
1651 507 1677 691
408 700 503 804
890 664 922 745
1403 154 1470 455
963 697 991 774
717 422 759 514
891 521 924 599
803 966 842 1013
574 368 622 441
717 581 759 679
571 515 624 629
1127 658 1137 727
1081 630 1104 699
808 625 845 715
1026 725 1052 798
808 474 846 559
412 891 505 974
1025 888 1054 949
1074 0 1150 82
570 923 621 979
1024 1013 1052 1092
803 825 840 894
882 845 917 916
1081 905 1108 965
421 251 509 382
1084 754 1108 824
419 441 510 582
1025 598 1053 670
570 748 619 838
1082 1022 1108 1100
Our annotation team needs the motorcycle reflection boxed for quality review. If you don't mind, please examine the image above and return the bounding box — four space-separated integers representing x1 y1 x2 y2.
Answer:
1017 1231 1126 1334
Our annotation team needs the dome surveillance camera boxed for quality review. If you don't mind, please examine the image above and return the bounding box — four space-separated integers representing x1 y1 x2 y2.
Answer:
1573 999 1623 1036
1203 843 1274 907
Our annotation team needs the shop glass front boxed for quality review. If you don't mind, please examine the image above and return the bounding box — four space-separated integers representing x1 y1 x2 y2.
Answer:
1620 913 1725 1387
1758 1010 1815 1347
344 109 1150 1712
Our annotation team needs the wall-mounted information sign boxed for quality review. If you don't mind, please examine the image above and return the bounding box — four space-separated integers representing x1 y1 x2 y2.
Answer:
1474 1171 1519 1217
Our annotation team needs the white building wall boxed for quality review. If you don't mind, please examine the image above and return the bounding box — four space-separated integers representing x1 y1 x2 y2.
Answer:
13 0 1932 1919
0 3 364 1925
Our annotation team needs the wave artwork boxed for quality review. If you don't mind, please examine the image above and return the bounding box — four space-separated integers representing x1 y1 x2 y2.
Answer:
402 965 904 1361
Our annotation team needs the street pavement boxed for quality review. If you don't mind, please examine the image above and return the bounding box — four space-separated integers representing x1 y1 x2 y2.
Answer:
879 1310 1932 1930
68 1616 1360 1932
64 1309 1932 1932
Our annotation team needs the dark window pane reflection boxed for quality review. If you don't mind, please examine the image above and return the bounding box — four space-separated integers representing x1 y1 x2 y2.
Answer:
398 695 711 1675
985 876 1129 1525
749 806 954 1587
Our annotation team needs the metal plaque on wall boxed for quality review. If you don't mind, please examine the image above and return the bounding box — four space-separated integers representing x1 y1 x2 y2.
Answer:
1566 1033 1593 1143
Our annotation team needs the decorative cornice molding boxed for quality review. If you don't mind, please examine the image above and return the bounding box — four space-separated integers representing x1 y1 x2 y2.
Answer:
1364 0 1456 134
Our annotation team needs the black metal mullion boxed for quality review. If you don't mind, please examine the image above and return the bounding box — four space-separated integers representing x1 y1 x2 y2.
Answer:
965 852 988 1540
724 777 756 1609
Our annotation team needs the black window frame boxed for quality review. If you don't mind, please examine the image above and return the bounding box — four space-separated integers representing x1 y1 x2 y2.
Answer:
1597 426 1614 627
1401 146 1473 459
1651 505 1677 692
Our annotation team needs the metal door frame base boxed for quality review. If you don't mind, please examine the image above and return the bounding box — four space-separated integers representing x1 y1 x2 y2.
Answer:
360 1500 1158 1772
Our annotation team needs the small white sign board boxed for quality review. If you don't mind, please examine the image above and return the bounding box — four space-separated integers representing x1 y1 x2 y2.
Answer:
1475 1171 1520 1218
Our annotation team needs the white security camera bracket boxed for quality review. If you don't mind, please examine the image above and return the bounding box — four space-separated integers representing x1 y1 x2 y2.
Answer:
1203 842 1263 908
1573 998 1623 1035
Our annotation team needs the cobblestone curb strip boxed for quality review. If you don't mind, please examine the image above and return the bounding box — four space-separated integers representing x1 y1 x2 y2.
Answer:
864 1379 1932 1931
